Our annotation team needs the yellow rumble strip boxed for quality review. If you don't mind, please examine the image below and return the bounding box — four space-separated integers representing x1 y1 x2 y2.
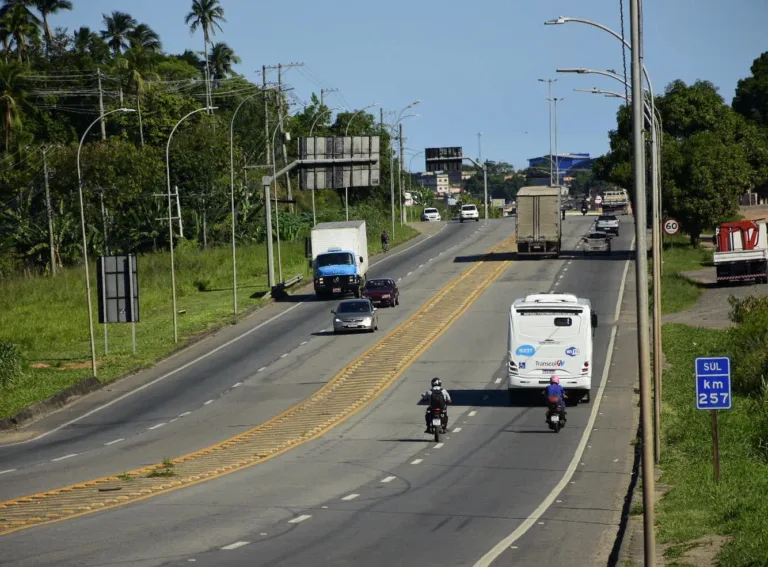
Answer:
0 235 516 536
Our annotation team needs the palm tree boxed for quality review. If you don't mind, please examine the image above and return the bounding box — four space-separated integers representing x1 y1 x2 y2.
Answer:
33 0 71 57
119 46 157 147
101 10 136 56
72 26 109 64
0 0 40 24
4 2 38 62
0 60 27 151
208 41 239 86
184 0 225 110
128 22 161 53
0 13 12 62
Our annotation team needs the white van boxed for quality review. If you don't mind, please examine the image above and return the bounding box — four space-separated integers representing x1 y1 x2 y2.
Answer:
507 293 597 405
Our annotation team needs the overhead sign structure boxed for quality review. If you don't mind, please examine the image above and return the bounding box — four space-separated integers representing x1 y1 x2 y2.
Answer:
663 218 681 236
695 356 731 410
298 136 380 190
425 147 463 173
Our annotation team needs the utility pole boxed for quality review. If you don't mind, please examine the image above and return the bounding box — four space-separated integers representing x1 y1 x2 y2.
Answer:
554 97 563 185
477 131 482 163
399 123 405 225
629 0 656 563
97 68 106 140
42 146 55 275
263 66 270 168
265 62 304 211
320 87 338 107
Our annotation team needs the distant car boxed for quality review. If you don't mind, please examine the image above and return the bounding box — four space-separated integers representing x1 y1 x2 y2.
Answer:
460 204 479 222
582 230 612 254
331 299 379 334
596 214 620 236
421 207 441 221
362 278 399 307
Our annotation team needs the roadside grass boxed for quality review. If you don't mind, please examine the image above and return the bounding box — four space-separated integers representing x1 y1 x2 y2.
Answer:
0 225 419 419
655 235 713 314
658 323 768 565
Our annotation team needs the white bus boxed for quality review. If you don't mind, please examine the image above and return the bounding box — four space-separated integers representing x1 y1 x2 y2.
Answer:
507 293 598 405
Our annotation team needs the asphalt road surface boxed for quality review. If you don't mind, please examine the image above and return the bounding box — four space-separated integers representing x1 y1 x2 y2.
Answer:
0 215 640 567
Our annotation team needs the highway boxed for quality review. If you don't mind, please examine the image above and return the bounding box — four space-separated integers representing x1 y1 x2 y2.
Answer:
0 215 639 567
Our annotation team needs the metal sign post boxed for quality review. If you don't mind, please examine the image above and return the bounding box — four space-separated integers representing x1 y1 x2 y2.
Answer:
96 255 140 354
695 356 732 482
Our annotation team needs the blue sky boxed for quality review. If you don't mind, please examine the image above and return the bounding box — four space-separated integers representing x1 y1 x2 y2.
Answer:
53 0 767 171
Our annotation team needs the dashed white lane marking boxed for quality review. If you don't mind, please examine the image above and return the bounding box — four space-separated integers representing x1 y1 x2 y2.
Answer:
509 546 519 550
204 399 214 405
563 267 569 272
0 469 17 475
257 367 267 372
288 515 312 524
419 264 424 268
148 423 166 430
300 341 308 346
232 382 242 388
434 443 444 449
407 271 413 276
495 378 502 384
452 427 462 433
280 353 288 359
104 438 124 446
51 453 77 462
468 411 477 417
397 278 402 282
179 411 191 417
381 476 396 483
220 541 250 550
411 459 423 465
342 493 360 501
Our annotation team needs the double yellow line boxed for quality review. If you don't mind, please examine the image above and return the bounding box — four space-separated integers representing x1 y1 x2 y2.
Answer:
0 235 517 536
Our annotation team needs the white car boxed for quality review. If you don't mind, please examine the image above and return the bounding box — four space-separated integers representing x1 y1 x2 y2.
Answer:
460 204 479 222
421 207 441 222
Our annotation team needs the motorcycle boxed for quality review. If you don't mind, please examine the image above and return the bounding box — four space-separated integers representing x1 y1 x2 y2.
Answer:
581 206 588 216
429 407 446 442
545 394 567 433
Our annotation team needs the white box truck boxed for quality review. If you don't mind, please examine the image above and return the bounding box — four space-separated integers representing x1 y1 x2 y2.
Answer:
515 186 562 258
309 220 369 299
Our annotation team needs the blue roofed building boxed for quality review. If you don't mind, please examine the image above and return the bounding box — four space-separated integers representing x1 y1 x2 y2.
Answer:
527 153 594 185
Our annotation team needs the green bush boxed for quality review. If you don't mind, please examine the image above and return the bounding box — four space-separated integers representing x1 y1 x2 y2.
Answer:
727 295 768 396
0 342 23 388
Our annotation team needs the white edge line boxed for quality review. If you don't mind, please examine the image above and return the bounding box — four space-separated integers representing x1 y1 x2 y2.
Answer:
220 541 250 550
288 514 312 524
472 235 635 567
204 399 214 405
381 476 396 483
51 453 77 462
179 411 191 417
411 459 423 465
257 367 267 372
148 423 166 430
5 222 450 447
0 469 17 475
300 341 308 346
104 438 124 446
280 353 288 358
232 382 242 388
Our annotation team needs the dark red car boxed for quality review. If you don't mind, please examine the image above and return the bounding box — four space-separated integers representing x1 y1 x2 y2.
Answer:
362 278 399 307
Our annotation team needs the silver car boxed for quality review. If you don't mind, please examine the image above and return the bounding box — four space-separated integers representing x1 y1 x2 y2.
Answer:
332 299 379 334
582 230 612 255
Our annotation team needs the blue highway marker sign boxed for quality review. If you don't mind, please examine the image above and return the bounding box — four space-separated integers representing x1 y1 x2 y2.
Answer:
695 356 732 410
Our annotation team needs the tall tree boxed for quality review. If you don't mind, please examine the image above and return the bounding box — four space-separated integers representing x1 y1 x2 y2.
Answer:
733 52 768 128
33 0 71 57
101 10 136 56
185 0 225 109
0 60 27 151
208 41 238 85
4 2 38 62
128 22 161 53
119 46 158 147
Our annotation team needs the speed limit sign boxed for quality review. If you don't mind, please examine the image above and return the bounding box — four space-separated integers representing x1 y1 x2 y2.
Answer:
663 218 680 236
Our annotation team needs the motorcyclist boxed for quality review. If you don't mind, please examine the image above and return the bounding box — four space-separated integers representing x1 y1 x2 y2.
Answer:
423 377 451 432
381 230 389 249
544 376 567 422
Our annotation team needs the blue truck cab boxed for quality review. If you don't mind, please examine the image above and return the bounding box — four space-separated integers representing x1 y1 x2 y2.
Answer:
309 220 369 299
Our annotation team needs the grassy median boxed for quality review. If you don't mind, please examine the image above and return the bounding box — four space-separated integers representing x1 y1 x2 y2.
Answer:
656 235 713 314
0 225 419 419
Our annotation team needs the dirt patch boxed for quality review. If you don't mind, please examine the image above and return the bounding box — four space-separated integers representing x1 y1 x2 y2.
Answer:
662 536 733 566
739 204 768 221
29 361 96 370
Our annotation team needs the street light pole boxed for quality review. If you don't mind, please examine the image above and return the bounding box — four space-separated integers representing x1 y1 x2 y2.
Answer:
230 94 260 315
77 108 136 377
553 97 563 186
538 78 557 185
166 106 216 344
344 103 379 221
